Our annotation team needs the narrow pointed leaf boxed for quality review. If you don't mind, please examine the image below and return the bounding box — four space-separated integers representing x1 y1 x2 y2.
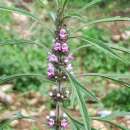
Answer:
0 39 49 53
0 6 38 20
108 44 130 54
67 73 91 130
93 117 128 130
72 44 92 54
69 73 98 101
80 36 126 63
0 74 54 84
65 112 85 130
86 16 130 25
79 0 102 12
79 73 130 87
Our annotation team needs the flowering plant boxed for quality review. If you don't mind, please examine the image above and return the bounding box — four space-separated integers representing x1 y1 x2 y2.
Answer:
0 0 130 130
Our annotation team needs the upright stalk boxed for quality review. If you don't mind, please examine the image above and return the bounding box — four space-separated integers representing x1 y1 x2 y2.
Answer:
47 2 73 129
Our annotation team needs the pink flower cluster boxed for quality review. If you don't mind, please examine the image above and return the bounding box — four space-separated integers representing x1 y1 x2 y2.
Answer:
47 27 73 79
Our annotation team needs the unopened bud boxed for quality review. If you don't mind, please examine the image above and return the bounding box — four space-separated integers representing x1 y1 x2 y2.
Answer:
57 93 61 97
49 92 53 97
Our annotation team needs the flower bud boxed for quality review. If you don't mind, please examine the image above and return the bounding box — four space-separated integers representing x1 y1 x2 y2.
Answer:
48 63 55 79
59 28 68 40
49 92 53 97
50 111 56 117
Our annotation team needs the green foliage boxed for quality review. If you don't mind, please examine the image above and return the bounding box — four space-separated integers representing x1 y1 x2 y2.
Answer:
76 27 130 73
103 88 130 111
0 45 47 91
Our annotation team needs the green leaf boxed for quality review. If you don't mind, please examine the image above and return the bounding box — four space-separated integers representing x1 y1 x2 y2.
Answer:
0 6 38 20
78 73 130 87
69 73 98 101
65 112 85 130
67 73 91 130
74 38 130 54
63 13 83 21
72 44 92 54
0 74 54 84
0 39 49 53
79 0 102 12
65 112 97 130
80 36 127 63
93 117 128 130
86 16 130 25
108 44 130 54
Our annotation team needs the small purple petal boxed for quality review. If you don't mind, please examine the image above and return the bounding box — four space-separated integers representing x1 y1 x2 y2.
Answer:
64 54 74 63
59 28 68 40
48 63 55 78
48 54 58 63
62 43 69 52
61 119 68 128
53 42 62 51
48 118 55 127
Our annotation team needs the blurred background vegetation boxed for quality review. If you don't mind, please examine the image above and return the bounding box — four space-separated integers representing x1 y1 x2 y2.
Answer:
0 0 130 129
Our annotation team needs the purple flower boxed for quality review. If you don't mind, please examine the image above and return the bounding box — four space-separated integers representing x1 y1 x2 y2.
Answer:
48 118 55 127
48 63 55 78
62 43 69 53
48 54 58 63
53 42 62 51
64 54 74 63
59 28 68 40
61 119 68 128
